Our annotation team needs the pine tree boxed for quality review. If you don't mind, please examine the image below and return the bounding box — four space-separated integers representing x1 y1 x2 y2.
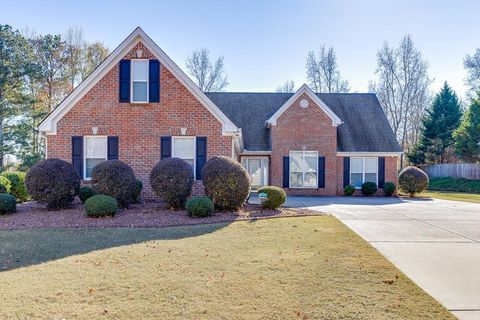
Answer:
408 82 462 164
454 94 480 163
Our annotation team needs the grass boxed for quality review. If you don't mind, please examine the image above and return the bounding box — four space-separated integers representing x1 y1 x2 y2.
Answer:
429 176 480 193
0 217 454 319
421 190 480 204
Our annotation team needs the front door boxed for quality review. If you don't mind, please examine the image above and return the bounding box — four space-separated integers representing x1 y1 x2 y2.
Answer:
243 157 268 190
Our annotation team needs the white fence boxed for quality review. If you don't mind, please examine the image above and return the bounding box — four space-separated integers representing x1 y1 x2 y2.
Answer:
424 164 480 180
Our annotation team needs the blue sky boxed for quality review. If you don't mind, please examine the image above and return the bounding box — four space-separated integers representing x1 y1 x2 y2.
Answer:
1 0 480 98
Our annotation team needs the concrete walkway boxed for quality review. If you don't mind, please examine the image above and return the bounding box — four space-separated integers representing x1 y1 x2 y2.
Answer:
276 195 480 320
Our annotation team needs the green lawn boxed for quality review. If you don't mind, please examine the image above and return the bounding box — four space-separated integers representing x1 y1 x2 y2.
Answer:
0 217 454 319
421 190 480 204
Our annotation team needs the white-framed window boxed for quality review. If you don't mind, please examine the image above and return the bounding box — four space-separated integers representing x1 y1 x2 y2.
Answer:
289 151 318 188
350 157 378 188
172 136 196 178
131 59 149 103
84 136 108 179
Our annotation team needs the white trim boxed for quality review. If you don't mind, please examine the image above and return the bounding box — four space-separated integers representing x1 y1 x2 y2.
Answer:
266 84 342 126
172 136 196 180
350 157 378 189
38 27 239 136
130 59 149 103
240 150 272 156
337 151 402 157
83 135 108 180
289 150 319 189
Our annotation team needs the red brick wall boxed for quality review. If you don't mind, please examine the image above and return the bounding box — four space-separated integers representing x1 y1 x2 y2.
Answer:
270 93 338 195
47 42 232 199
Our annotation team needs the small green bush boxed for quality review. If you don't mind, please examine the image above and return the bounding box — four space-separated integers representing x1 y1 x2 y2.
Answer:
398 166 429 196
1 171 28 202
383 182 396 197
84 194 118 218
0 193 16 214
344 184 355 196
132 179 143 204
257 186 286 209
186 196 214 218
79 186 95 204
361 182 378 196
0 176 12 194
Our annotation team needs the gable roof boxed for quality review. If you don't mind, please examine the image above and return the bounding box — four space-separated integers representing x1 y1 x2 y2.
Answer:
266 84 342 126
206 92 402 153
38 27 239 135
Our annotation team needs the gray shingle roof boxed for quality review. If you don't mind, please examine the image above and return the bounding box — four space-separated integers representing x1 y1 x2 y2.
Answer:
205 92 401 153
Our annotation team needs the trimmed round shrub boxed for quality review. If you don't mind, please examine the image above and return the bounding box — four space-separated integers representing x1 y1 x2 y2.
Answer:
25 158 80 209
79 186 95 204
84 194 118 217
1 171 28 202
91 160 136 208
399 166 429 196
186 196 214 218
132 179 143 204
361 182 378 196
383 182 396 197
0 193 16 214
344 184 355 196
150 158 194 210
202 156 250 211
257 186 286 209
0 176 12 194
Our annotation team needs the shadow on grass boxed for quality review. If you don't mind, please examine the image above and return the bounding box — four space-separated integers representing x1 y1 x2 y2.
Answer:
0 222 231 272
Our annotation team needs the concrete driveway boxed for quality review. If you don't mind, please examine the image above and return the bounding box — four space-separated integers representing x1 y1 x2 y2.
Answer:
286 196 480 320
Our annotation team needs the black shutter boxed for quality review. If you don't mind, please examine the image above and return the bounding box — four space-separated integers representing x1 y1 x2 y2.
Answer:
282 156 290 188
343 157 350 187
318 156 325 188
149 60 160 103
107 136 119 160
160 136 172 159
119 59 130 102
72 136 83 179
378 157 385 188
195 137 207 180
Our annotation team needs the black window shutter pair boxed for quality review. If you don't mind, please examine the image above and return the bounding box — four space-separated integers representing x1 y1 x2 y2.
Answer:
119 59 160 103
342 157 385 188
72 136 119 178
160 136 207 181
282 156 326 189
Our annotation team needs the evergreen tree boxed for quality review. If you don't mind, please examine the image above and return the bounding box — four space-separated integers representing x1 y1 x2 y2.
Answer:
408 82 462 164
454 94 480 163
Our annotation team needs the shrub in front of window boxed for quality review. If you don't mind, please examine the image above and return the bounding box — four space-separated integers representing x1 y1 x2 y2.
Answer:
344 184 355 196
25 158 80 209
79 186 95 204
91 160 136 208
257 186 286 209
398 166 429 196
202 156 250 211
131 179 143 204
0 176 12 194
383 182 396 197
1 171 28 202
361 182 378 196
0 194 16 214
186 196 214 218
150 158 194 210
84 194 118 218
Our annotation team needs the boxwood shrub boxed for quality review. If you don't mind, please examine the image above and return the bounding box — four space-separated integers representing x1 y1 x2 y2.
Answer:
132 179 143 204
399 166 429 196
0 193 16 214
79 186 95 204
0 176 11 194
257 186 286 209
84 194 118 217
25 158 80 209
1 171 28 202
344 184 355 196
186 196 214 218
150 158 193 210
361 182 378 196
383 182 396 197
91 160 136 208
202 156 250 211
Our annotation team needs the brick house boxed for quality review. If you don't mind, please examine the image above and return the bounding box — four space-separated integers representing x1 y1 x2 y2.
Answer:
39 28 401 198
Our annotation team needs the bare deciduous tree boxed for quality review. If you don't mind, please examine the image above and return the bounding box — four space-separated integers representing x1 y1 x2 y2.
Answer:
369 35 432 167
306 45 350 93
186 49 228 92
464 49 480 100
64 26 84 90
276 79 295 93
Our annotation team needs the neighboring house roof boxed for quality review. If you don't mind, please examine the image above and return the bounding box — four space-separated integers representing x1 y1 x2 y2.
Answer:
206 91 402 153
38 27 239 136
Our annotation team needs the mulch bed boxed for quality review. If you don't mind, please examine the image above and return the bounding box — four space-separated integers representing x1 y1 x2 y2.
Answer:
0 199 323 230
